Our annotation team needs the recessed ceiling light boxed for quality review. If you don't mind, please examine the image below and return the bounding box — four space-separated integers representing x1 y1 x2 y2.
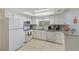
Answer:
34 9 50 12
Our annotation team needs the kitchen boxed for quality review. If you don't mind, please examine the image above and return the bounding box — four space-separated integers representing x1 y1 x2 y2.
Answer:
0 8 79 51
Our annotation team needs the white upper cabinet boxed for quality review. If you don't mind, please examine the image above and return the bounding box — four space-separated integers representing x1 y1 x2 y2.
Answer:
30 17 37 24
50 14 64 25
50 16 55 25
54 15 64 25
32 14 65 25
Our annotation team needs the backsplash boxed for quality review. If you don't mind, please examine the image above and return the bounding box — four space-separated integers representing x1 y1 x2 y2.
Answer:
64 9 79 34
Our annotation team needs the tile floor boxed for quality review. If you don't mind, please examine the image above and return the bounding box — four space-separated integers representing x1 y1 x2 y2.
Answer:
18 39 65 51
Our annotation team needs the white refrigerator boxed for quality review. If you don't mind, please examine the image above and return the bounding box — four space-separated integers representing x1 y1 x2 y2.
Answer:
9 17 25 51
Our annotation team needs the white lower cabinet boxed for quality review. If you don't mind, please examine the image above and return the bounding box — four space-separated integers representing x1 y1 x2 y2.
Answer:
39 30 46 40
47 31 56 42
65 35 79 51
32 30 35 38
32 30 64 44
55 32 64 44
32 30 38 38
37 30 40 39
32 30 46 40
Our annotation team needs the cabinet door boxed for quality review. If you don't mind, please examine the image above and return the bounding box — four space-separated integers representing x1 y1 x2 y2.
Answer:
54 15 64 25
42 31 46 40
55 32 64 44
35 30 39 39
38 30 42 39
32 30 35 38
39 30 46 40
9 29 25 51
30 17 36 24
47 32 56 42
50 16 55 25
65 35 79 51
32 30 37 38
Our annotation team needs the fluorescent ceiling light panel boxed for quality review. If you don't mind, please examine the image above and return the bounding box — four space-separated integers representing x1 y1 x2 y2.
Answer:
34 9 50 12
23 12 33 16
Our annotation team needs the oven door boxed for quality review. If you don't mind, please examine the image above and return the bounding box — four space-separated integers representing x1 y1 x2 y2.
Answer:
25 30 32 42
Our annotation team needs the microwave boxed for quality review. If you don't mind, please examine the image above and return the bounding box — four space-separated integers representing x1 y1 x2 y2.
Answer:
24 21 30 26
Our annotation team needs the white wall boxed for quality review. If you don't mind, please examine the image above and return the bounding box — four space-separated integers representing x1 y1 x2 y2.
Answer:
63 9 79 24
0 9 9 51
49 9 79 25
63 9 79 34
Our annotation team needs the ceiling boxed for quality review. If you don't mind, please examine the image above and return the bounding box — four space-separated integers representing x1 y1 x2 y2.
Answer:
5 8 65 16
5 8 49 13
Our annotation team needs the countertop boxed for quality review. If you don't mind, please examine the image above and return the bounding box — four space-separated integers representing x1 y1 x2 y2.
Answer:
32 29 79 36
64 31 79 36
32 29 63 32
